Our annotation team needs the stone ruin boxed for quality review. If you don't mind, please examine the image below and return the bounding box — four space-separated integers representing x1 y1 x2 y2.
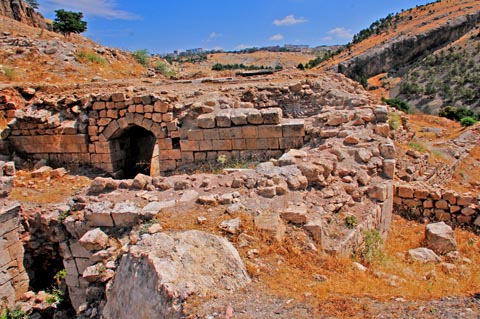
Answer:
0 74 478 317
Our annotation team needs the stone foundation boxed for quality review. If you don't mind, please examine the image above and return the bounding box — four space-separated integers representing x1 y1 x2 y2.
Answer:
0 204 28 308
394 182 480 228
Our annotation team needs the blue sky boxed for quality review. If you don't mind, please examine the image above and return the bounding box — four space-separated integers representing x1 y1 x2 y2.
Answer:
38 0 433 54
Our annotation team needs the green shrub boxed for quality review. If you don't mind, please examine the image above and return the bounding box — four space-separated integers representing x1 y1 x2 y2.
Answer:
345 215 357 229
133 49 150 66
388 114 402 130
2 67 15 80
408 141 426 153
360 230 384 264
76 51 106 64
460 116 477 127
1 307 28 319
439 106 478 122
154 61 175 77
382 97 410 113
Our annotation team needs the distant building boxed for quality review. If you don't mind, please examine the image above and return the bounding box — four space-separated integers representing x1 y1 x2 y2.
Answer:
284 44 310 52
186 48 203 54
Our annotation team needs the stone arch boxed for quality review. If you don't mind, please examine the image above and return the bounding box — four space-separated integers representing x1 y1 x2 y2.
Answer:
102 116 164 178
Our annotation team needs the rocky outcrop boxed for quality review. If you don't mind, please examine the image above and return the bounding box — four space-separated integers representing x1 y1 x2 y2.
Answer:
103 231 251 319
0 0 50 29
337 10 480 79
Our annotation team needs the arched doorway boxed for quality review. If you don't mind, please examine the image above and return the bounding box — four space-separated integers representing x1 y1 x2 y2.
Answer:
111 125 156 178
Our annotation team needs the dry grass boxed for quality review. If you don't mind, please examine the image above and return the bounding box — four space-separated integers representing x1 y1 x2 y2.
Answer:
156 204 480 306
9 170 91 204
448 145 480 193
0 112 7 129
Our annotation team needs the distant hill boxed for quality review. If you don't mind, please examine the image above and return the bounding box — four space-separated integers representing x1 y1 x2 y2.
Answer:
318 0 480 113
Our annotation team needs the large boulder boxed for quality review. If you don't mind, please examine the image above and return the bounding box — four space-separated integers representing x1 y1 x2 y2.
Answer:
103 230 250 319
425 222 457 255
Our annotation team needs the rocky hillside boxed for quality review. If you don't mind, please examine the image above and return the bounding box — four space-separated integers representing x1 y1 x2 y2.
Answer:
0 2 147 85
319 0 480 113
0 0 49 29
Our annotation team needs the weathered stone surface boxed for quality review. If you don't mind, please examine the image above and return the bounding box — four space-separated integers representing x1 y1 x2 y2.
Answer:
85 201 114 227
281 203 308 224
408 248 441 263
141 200 176 218
111 201 140 226
254 211 285 241
103 231 250 319
79 228 109 251
219 218 241 234
132 174 153 189
425 222 457 255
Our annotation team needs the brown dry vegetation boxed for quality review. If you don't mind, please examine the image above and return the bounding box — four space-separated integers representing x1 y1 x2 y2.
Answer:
152 203 480 308
0 16 146 85
9 170 91 204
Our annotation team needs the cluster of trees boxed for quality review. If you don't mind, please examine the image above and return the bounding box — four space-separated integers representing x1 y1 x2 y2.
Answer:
399 45 480 115
352 13 401 44
382 97 411 113
297 48 344 70
211 63 282 71
164 53 207 64
439 106 479 127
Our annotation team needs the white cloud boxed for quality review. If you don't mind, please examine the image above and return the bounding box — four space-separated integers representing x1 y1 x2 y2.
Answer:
273 15 307 26
327 27 353 39
207 32 222 42
40 0 140 20
269 33 284 41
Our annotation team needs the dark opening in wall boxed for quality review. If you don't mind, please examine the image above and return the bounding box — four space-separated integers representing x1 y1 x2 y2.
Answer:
114 126 156 178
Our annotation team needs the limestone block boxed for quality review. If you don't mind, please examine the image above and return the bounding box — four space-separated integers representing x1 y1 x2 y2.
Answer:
375 123 390 137
111 93 126 102
180 140 199 152
92 101 106 110
425 222 457 254
232 139 246 150
246 109 263 125
397 185 414 198
327 113 349 126
241 126 257 139
154 101 169 113
374 105 388 123
246 138 279 150
261 108 282 124
282 119 305 137
408 248 440 263
457 196 475 206
281 203 308 224
152 113 163 123
279 137 304 149
383 159 395 179
231 109 248 126
79 228 109 251
187 129 204 141
141 201 176 218
111 201 140 227
85 201 114 227
435 200 449 210
258 125 282 138
157 138 172 150
414 189 429 200
162 113 173 122
69 241 91 259
103 231 250 319
158 149 182 160
212 139 232 151
198 140 213 151
197 114 216 129
202 128 219 140
443 191 457 205
379 143 395 159
254 212 285 241
216 109 232 127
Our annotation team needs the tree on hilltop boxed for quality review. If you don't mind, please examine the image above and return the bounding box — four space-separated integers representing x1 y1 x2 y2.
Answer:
53 9 87 37
25 0 39 9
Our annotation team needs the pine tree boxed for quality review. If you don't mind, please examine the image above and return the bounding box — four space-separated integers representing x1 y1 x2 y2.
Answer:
53 9 87 37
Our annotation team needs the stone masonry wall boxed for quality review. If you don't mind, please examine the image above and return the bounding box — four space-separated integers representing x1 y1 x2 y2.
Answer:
0 204 29 308
2 92 304 177
394 182 480 229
